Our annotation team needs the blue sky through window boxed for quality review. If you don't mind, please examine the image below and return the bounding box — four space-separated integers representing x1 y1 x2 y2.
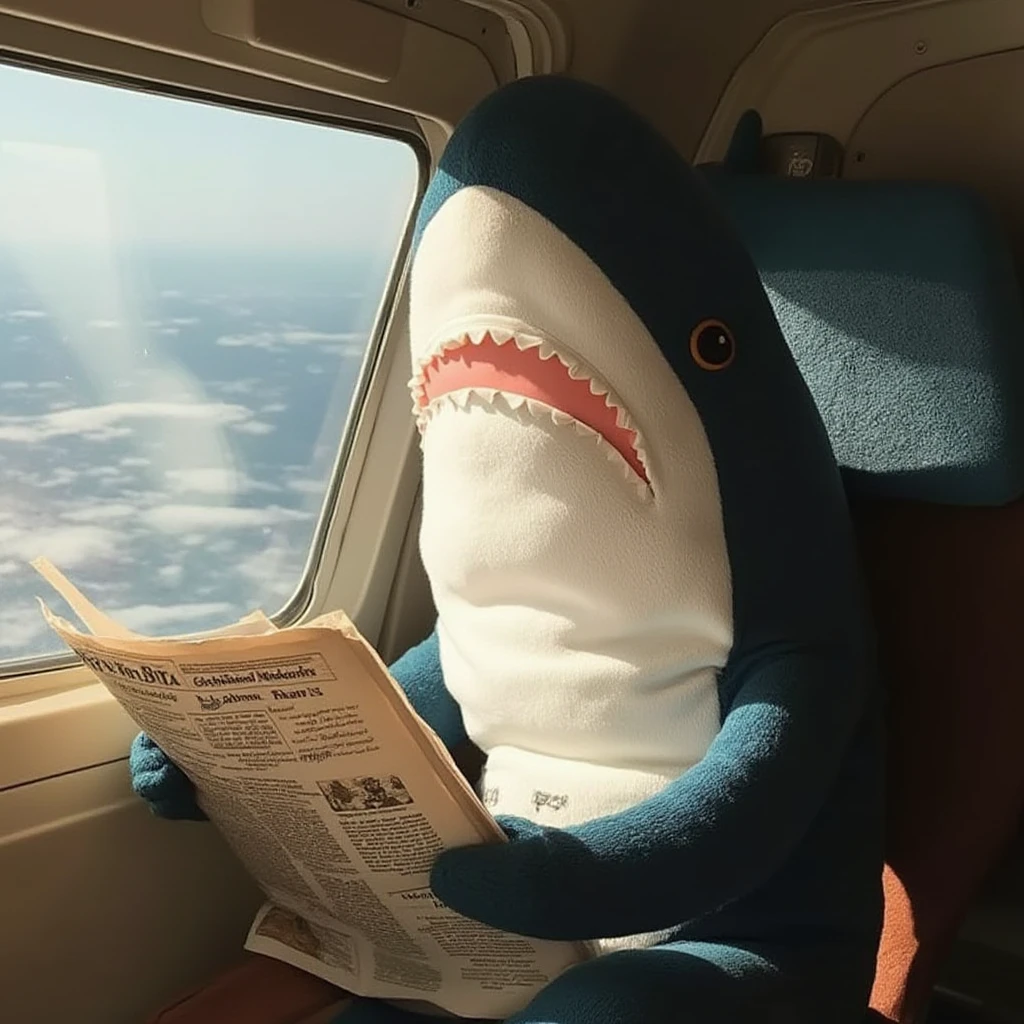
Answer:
0 61 419 663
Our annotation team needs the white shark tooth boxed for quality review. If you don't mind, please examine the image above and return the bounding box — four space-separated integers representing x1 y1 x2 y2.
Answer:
502 392 527 410
614 405 636 431
490 328 514 345
550 408 573 427
565 362 590 381
588 378 609 398
466 329 488 345
513 333 543 352
536 341 558 361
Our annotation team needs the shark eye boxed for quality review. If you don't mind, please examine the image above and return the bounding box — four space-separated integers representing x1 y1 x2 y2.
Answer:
690 319 735 371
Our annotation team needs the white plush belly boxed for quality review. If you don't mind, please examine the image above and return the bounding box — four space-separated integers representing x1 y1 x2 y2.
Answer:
480 745 690 828
478 746 695 953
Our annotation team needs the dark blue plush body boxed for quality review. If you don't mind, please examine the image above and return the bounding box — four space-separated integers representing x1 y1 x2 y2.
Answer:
132 76 882 1022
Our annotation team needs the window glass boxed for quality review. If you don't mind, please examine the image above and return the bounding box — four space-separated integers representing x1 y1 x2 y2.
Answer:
0 63 419 665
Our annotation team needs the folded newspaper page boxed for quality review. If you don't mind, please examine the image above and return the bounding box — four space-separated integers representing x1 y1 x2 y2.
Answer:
32 558 592 1020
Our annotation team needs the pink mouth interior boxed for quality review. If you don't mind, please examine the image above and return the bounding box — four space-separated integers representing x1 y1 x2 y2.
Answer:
417 333 648 483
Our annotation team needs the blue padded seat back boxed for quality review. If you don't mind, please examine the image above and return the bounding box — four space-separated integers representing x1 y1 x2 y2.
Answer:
701 171 1024 506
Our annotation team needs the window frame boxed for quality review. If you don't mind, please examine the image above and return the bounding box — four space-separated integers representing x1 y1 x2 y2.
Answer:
0 51 429 686
0 1 511 805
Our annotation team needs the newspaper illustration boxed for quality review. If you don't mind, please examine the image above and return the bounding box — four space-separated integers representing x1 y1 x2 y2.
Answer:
32 557 592 1020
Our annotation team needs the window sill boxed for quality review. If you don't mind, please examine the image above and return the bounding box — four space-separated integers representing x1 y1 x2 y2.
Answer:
0 682 137 792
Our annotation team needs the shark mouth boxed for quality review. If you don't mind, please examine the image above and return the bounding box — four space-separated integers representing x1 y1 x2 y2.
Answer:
409 325 650 491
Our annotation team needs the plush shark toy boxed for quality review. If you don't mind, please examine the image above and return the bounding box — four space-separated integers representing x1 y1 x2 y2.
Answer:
131 76 883 1022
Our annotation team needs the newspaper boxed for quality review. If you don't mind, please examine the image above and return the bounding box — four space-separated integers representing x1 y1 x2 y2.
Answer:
32 558 592 1020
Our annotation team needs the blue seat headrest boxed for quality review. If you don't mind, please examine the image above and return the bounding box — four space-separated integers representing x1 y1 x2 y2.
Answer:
701 170 1024 506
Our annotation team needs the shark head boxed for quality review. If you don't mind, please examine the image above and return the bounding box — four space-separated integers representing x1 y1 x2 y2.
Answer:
407 77 849 782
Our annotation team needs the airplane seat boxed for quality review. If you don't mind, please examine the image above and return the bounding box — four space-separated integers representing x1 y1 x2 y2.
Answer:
706 171 1024 1023
143 178 1024 1024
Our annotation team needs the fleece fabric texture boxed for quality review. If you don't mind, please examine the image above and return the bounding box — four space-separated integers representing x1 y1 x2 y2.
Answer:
128 630 461 822
700 167 1024 506
413 184 734 848
134 75 883 1023
400 74 881 1023
334 935 857 1024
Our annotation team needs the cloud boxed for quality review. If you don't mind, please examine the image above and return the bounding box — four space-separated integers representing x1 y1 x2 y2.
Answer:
106 601 235 633
261 403 288 414
320 343 367 358
0 523 117 567
0 401 253 443
216 329 359 353
287 478 325 496
282 330 356 345
235 545 302 604
62 503 138 523
35 467 80 489
0 559 20 576
216 379 260 396
5 309 47 321
0 604 52 652
119 456 151 468
142 504 311 532
230 420 275 436
36 381 63 390
88 318 120 329
1 381 29 390
157 564 184 584
164 468 279 495
216 332 278 351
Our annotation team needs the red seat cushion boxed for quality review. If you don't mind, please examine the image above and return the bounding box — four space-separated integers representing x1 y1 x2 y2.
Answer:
146 954 349 1024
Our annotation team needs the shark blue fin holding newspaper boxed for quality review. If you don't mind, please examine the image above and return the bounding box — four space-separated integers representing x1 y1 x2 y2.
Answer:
131 75 882 1023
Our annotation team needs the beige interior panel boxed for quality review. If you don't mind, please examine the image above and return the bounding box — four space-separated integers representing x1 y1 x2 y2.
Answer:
1 761 262 1024
562 0 849 158
695 0 1024 164
845 47 1024 269
0 0 498 130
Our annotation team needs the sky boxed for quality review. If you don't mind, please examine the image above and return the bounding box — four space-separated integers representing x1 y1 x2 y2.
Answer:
0 59 420 249
0 59 420 661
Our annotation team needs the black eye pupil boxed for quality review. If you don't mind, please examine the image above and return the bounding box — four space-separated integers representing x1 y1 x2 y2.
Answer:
697 326 733 366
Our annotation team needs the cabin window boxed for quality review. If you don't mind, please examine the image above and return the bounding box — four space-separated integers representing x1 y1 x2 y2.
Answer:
0 60 419 669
